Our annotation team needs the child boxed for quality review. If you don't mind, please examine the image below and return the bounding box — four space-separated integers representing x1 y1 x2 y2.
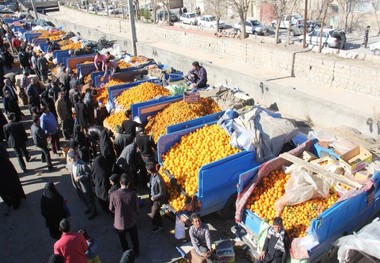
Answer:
78 229 102 263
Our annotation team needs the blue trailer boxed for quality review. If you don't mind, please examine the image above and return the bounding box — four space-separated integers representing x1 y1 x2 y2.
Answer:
106 79 162 108
53 50 71 65
234 139 380 263
130 95 183 125
157 116 307 218
25 32 42 43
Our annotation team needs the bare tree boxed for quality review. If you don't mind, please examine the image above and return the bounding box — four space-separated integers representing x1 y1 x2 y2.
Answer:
319 0 333 52
230 0 251 39
338 0 357 32
207 0 228 33
272 0 287 44
285 0 299 45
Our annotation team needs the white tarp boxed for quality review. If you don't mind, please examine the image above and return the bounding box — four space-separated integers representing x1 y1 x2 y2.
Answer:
335 217 380 262
218 107 298 162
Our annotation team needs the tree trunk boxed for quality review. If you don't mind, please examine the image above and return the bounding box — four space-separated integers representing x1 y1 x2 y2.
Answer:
275 19 281 44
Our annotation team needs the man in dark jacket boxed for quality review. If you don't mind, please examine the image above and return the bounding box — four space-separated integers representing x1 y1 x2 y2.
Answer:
146 162 166 232
27 78 41 114
18 48 31 75
37 53 49 82
31 114 53 170
114 125 133 157
256 217 289 263
3 113 30 171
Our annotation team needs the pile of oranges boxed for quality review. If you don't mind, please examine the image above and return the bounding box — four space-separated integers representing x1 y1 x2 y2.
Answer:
93 79 127 105
118 60 132 69
103 111 125 131
160 124 240 212
115 82 171 110
145 98 220 141
246 169 339 239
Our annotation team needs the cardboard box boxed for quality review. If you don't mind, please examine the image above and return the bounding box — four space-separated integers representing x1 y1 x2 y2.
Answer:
340 146 372 173
354 170 372 181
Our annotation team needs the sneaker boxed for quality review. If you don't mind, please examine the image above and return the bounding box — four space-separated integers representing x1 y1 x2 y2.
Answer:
152 226 163 232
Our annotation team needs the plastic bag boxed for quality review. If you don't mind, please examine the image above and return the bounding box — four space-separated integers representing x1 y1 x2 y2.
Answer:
175 217 186 240
275 165 334 214
335 217 380 262
167 84 187 95
331 137 356 155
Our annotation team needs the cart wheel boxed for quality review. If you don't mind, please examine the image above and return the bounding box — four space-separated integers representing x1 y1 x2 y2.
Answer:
220 193 237 219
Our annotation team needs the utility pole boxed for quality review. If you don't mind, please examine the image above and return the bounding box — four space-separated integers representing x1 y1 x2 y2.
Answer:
303 0 308 48
127 0 137 55
30 0 39 19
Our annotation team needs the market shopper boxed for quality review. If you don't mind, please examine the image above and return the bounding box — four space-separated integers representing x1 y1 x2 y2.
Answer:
78 229 102 263
134 126 157 165
40 182 70 240
73 125 90 163
37 53 50 82
31 52 41 80
109 173 140 255
188 61 208 89
55 91 73 140
3 90 22 122
27 78 42 114
91 154 112 214
99 128 116 166
31 114 53 170
0 143 26 213
94 100 109 126
54 219 88 263
114 125 133 157
3 112 30 172
256 217 289 263
121 110 141 139
67 149 97 220
40 106 60 154
146 162 166 232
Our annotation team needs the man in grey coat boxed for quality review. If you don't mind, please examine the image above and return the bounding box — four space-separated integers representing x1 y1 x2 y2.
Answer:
31 114 53 170
67 149 97 220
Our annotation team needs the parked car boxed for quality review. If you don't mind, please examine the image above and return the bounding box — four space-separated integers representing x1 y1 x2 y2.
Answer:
179 12 198 25
157 10 178 22
233 19 267 35
369 41 380 55
306 20 321 32
299 28 346 49
272 14 304 29
198 15 225 29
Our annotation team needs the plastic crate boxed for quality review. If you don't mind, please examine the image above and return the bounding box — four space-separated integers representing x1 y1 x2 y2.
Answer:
183 91 200 103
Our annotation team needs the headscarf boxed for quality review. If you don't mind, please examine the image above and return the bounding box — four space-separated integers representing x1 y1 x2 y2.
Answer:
42 182 64 203
91 154 112 201
99 129 116 165
40 182 66 222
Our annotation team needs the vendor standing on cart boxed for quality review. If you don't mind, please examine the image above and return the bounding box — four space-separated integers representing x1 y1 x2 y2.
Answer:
188 61 208 89
103 59 121 79
94 51 106 71
256 217 289 263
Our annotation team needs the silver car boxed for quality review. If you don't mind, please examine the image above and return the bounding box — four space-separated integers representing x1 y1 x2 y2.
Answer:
180 12 198 25
233 19 267 35
300 28 346 49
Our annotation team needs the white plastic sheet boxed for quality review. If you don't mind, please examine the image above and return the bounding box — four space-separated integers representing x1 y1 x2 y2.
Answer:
275 164 334 214
335 217 380 262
